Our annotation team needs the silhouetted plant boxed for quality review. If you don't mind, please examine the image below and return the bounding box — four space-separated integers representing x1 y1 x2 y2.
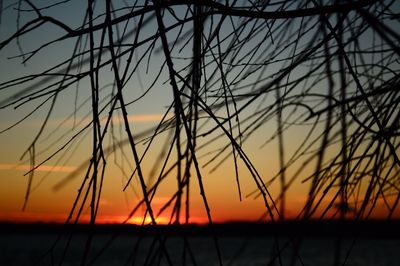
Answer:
1 0 399 265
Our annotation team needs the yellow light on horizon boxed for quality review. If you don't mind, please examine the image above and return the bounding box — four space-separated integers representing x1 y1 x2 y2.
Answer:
127 215 169 225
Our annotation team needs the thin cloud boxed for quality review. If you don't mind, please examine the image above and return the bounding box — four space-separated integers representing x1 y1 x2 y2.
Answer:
0 163 77 173
44 113 173 128
118 113 173 123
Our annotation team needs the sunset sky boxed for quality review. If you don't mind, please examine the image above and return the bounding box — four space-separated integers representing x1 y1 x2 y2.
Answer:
1 0 399 225
0 109 315 224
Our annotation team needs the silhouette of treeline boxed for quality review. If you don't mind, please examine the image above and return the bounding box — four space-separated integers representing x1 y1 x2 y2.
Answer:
2 220 400 238
1 0 399 265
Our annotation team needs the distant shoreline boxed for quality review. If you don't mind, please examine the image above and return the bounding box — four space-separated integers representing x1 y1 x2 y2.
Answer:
1 220 399 238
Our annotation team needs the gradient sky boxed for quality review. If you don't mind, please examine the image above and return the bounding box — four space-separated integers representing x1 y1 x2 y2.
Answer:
1 0 399 225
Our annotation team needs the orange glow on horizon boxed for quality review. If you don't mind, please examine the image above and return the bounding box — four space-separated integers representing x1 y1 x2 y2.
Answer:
1 200 399 225
1 160 398 225
3 198 398 225
0 211 211 225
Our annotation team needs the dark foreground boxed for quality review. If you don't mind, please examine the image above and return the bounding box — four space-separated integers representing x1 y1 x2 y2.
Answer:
1 221 400 265
2 220 400 237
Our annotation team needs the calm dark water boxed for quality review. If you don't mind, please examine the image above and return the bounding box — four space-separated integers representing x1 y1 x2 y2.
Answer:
1 233 400 266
